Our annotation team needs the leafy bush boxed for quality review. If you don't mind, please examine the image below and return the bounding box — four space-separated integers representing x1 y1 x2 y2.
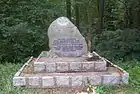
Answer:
0 23 48 63
94 29 140 60
0 0 65 63
104 0 122 30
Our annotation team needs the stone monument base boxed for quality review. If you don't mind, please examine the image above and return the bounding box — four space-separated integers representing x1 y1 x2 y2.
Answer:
13 51 129 88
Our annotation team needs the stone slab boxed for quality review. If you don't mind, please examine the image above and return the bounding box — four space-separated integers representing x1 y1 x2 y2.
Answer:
13 77 26 86
56 76 69 87
34 60 107 73
102 73 121 85
46 63 56 73
71 76 83 87
56 62 69 72
34 62 46 72
28 77 41 87
13 71 126 88
42 76 54 87
122 72 129 84
83 75 102 86
82 62 94 72
70 62 81 71
94 60 107 71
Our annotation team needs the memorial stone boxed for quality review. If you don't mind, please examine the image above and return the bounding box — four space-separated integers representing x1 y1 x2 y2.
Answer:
48 17 88 57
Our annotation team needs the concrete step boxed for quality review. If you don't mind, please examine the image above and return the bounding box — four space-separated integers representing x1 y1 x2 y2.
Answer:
13 68 121 88
13 57 129 88
34 58 107 73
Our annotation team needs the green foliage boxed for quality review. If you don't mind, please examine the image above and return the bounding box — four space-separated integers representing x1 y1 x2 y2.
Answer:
119 60 140 88
0 23 47 62
94 29 140 60
122 0 140 28
0 63 38 94
66 0 72 20
0 0 65 63
104 0 121 30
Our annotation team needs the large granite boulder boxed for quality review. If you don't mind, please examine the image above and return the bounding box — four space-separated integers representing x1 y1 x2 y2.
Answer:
48 17 88 57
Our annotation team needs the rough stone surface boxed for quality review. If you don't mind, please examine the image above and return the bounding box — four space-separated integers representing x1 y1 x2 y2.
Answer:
46 63 56 72
34 62 46 72
82 62 94 72
56 76 69 87
70 62 81 71
42 76 54 87
103 73 121 85
13 77 26 86
83 75 102 86
71 76 83 87
34 60 108 73
56 62 69 72
48 17 88 57
94 60 107 71
28 77 41 87
122 72 129 84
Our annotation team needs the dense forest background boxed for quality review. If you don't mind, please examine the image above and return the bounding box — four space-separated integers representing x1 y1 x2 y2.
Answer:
0 0 140 63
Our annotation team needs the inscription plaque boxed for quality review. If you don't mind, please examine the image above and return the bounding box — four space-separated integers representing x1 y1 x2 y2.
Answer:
52 37 84 56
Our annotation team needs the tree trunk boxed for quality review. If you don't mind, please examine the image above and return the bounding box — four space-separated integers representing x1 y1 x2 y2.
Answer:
66 0 71 20
100 0 105 32
84 7 92 52
97 0 105 34
75 3 80 29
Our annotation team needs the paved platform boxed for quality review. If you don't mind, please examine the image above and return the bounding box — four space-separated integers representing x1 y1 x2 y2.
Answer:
13 56 129 88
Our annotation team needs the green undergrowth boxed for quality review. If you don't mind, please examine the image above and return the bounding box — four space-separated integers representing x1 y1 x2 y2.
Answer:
100 60 140 94
0 60 140 94
0 63 37 94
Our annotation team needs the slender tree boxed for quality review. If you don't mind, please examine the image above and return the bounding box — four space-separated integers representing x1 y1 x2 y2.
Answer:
98 0 105 33
66 0 71 20
100 0 105 31
75 2 80 29
122 0 140 28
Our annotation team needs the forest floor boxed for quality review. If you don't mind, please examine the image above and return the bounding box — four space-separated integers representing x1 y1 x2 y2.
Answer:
0 60 140 94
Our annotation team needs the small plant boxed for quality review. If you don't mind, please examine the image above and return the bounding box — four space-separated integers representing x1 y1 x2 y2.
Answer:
86 84 97 94
86 78 96 94
86 78 104 94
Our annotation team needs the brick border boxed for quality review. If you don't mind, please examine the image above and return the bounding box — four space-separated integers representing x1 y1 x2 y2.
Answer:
13 72 121 88
34 60 107 73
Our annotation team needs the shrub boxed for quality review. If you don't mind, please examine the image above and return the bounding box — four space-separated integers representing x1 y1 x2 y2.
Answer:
0 0 65 63
0 23 48 63
94 29 140 60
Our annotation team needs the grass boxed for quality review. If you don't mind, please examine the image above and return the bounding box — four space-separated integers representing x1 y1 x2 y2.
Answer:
0 60 140 94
